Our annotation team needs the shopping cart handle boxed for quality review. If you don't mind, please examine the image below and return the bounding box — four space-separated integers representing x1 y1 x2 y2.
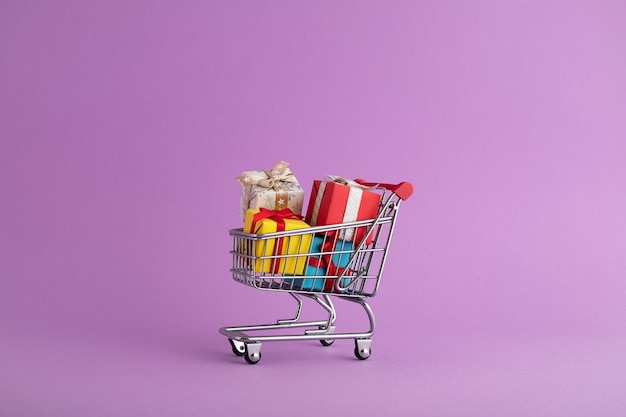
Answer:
354 179 413 201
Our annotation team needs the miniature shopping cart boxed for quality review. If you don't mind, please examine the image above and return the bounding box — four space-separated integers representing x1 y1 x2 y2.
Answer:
219 179 413 364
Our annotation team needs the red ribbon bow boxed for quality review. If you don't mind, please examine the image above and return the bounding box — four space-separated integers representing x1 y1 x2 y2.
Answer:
250 208 303 274
250 208 301 233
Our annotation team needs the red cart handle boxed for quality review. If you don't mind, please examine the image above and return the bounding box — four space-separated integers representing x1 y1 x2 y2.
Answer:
354 179 413 201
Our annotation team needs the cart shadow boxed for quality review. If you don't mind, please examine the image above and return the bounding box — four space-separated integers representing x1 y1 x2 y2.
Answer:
211 340 366 365
161 328 368 365
171 339 239 364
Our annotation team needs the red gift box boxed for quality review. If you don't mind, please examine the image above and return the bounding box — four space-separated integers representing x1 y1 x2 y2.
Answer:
305 177 381 245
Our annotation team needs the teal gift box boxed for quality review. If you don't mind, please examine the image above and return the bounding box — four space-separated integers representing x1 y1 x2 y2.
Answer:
284 235 354 291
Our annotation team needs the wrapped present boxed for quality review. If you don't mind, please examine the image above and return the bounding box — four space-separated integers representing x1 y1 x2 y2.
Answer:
284 235 354 291
305 176 381 245
236 161 305 222
243 208 313 275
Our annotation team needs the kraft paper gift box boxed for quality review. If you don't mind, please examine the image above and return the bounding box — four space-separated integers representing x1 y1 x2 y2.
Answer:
305 176 381 245
284 235 354 291
243 208 313 275
236 161 305 222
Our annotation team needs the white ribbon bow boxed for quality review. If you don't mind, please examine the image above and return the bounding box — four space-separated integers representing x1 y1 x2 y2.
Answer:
236 161 297 190
323 175 373 190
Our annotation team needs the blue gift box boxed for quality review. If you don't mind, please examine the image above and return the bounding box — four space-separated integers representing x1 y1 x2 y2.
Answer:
284 235 354 291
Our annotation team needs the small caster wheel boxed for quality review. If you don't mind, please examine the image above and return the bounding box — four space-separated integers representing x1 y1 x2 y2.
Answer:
244 350 262 364
318 325 335 346
229 339 245 357
244 343 262 364
354 346 370 360
320 339 334 346
354 339 371 360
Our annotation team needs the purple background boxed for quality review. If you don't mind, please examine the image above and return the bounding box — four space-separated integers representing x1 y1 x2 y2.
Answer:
2 1 626 415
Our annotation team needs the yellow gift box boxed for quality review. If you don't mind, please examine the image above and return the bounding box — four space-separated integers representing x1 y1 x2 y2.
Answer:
243 208 313 274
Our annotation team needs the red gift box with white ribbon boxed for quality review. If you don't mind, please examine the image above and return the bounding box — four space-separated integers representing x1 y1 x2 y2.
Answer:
305 176 381 245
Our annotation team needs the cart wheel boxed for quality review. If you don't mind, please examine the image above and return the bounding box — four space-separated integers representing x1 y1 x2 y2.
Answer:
244 343 262 365
318 325 335 346
229 339 245 357
354 339 372 360
320 339 335 346
244 350 262 365
354 346 370 360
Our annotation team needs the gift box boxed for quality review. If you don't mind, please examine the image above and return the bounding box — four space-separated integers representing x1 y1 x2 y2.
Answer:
243 208 313 275
305 176 381 245
284 235 354 291
236 161 305 222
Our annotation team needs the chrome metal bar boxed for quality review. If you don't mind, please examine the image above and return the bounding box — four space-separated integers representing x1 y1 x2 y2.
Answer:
276 292 303 324
304 294 336 334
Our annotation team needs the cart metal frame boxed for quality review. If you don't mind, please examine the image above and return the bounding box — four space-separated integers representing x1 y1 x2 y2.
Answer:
219 180 413 363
